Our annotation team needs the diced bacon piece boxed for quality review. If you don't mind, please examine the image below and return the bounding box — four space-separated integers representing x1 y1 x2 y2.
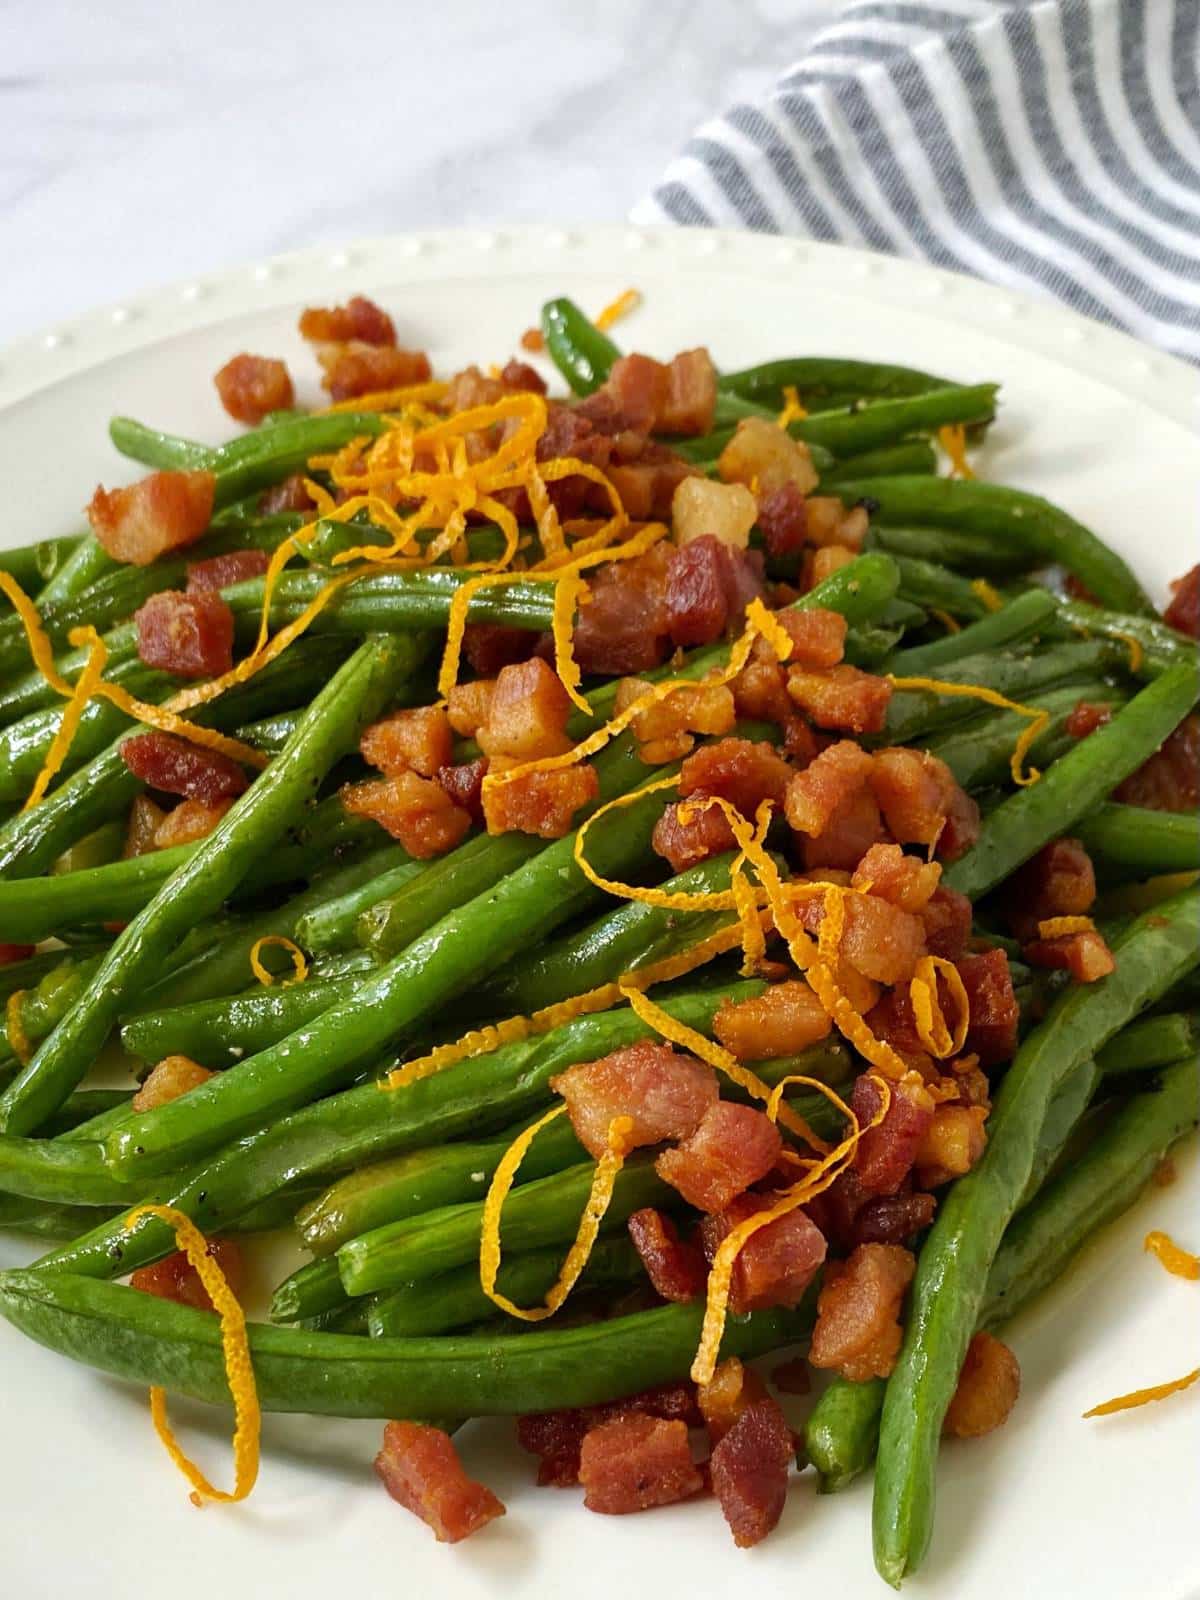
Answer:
360 706 453 779
154 796 233 848
788 664 892 734
1163 563 1200 638
957 950 1020 1066
950 1055 992 1110
699 1357 770 1445
757 482 808 561
718 416 819 498
134 588 235 680
944 1331 1021 1438
804 495 869 551
476 658 572 763
551 1041 718 1160
132 1053 214 1112
710 1397 794 1548
1004 837 1096 940
777 607 847 669
672 477 758 550
374 1421 504 1543
213 352 294 425
462 623 538 676
802 784 887 872
445 679 495 739
517 1385 701 1488
442 365 506 412
920 885 973 960
482 763 598 838
520 326 544 353
678 736 792 817
851 1071 936 1196
573 545 672 676
853 1189 937 1246
299 295 396 346
915 1104 989 1188
589 353 670 433
853 842 941 912
87 470 215 566
656 1103 784 1213
1114 714 1200 813
257 473 313 515
317 343 432 401
500 358 547 394
130 1237 242 1311
627 1208 707 1303
1065 700 1114 739
578 1414 703 1515
713 980 833 1060
123 793 167 858
529 402 617 520
615 676 736 764
119 731 248 803
0 944 34 965
869 747 948 847
784 740 874 836
1024 929 1116 983
700 1193 827 1314
436 758 488 823
665 534 765 646
341 772 471 858
809 1242 916 1382
607 449 697 521
798 890 926 985
659 348 718 435
186 548 272 593
934 780 981 861
651 799 737 872
732 644 794 728
864 985 927 1059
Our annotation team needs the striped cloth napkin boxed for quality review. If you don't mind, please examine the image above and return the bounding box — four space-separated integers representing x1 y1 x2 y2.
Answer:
633 0 1200 363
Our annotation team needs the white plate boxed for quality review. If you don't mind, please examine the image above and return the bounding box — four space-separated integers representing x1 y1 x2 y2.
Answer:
1 227 1197 1600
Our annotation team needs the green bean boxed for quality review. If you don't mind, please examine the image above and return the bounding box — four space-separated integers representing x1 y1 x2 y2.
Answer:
0 538 76 594
980 1059 1198 1329
794 385 998 459
0 952 106 1061
1018 1057 1100 1205
297 1112 589 1258
944 662 1200 900
0 636 417 1137
867 523 1035 577
1095 1012 1198 1076
1050 597 1197 678
0 1196 123 1242
368 1237 645 1339
884 589 1057 675
0 949 104 1005
882 639 1118 747
294 859 423 955
539 298 622 394
41 1089 135 1138
0 1272 807 1420
872 889 1200 1586
924 681 1129 794
718 358 952 410
820 442 937 485
231 710 303 758
34 538 118 607
338 1156 676 1298
270 1256 349 1322
833 477 1154 616
0 1134 141 1205
889 554 988 620
38 984 761 1282
806 1377 889 1494
1074 803 1200 877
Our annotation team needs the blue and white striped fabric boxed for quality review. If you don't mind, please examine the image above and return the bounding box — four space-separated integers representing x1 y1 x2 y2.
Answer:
633 0 1200 363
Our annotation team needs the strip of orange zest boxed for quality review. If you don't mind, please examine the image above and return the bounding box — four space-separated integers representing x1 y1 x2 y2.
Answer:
551 569 592 714
594 288 641 331
437 571 537 697
930 609 961 635
777 386 809 428
5 991 32 1066
317 380 449 415
24 625 108 809
248 935 309 988
969 578 1003 612
0 572 73 694
806 960 913 1080
1035 916 1097 939
618 982 817 1146
480 1107 634 1320
92 668 269 771
1083 1367 1199 1418
123 1203 260 1505
762 1075 846 1156
1111 630 1145 674
937 424 976 480
691 1075 892 1384
887 672 1048 786
910 955 971 1058
1143 1230 1200 1280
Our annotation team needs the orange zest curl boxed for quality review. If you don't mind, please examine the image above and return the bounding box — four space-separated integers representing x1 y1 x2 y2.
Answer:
970 578 1004 612
593 288 642 331
480 1107 634 1320
1111 630 1145 674
317 379 449 415
248 936 309 988
24 626 109 810
123 1204 260 1505
909 955 971 1058
5 991 33 1067
887 672 1049 786
1143 1230 1200 1280
777 386 809 428
1083 1367 1199 1419
1036 915 1097 938
930 608 961 635
937 423 976 480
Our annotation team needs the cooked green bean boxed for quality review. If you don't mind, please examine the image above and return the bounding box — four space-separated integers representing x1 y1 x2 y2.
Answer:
539 298 622 394
1050 596 1197 678
1095 1012 1197 1076
890 554 988 620
1074 803 1200 877
820 443 937 486
925 681 1129 794
294 859 423 954
718 358 951 410
867 523 1035 577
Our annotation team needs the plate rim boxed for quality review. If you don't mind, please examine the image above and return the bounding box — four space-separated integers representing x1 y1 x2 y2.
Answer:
1 224 1197 426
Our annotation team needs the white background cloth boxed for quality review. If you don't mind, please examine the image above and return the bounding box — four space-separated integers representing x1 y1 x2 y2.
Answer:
0 0 839 346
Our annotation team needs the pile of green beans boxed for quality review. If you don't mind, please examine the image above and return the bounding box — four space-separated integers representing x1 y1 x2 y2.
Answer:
0 321 1195 1586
